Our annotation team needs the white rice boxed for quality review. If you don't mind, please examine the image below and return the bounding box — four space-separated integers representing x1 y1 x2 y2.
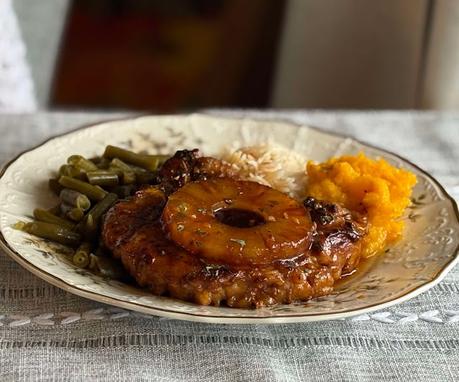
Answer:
219 144 307 199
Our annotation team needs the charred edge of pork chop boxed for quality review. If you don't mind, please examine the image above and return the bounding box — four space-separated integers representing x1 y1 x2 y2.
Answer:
158 149 236 194
303 196 367 275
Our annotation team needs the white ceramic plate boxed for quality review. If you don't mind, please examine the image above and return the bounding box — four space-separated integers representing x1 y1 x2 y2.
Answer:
0 114 458 324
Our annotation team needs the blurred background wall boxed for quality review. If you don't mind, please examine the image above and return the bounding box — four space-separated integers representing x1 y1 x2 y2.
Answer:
8 0 459 112
272 0 427 109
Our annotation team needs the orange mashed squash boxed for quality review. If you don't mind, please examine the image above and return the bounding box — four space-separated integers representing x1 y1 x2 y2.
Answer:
305 153 417 258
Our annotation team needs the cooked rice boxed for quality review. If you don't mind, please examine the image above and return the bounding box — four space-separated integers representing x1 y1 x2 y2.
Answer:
219 144 307 199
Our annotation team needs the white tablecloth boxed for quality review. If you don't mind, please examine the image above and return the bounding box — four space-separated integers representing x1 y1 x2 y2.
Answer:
0 111 458 381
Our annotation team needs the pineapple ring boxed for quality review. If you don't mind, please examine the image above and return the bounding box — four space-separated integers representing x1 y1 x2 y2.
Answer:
162 178 313 265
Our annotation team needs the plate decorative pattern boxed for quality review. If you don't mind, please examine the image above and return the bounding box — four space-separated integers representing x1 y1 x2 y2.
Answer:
0 114 458 324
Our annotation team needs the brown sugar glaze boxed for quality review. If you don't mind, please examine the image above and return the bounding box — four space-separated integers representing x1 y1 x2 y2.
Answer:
101 150 367 308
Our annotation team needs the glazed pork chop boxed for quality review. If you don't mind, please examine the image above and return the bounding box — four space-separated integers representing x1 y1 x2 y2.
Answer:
101 151 367 308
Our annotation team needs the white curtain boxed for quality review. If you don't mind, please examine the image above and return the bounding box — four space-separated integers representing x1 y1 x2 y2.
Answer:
0 0 36 112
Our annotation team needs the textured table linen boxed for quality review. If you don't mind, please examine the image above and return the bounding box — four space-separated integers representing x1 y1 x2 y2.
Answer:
0 111 458 382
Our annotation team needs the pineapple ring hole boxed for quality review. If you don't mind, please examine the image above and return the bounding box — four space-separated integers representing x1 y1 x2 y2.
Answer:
214 208 266 228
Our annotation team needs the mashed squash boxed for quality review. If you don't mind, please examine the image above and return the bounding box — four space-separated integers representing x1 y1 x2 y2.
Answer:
305 153 417 258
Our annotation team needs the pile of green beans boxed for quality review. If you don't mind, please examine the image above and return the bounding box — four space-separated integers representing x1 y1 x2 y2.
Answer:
14 145 170 279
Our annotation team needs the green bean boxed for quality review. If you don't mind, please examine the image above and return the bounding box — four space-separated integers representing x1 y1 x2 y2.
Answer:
67 155 98 172
60 203 85 222
110 159 147 175
108 159 136 184
48 178 63 195
77 242 92 255
149 154 169 167
47 204 61 216
86 170 119 187
60 189 91 211
109 158 132 172
59 203 72 215
74 220 85 236
130 164 154 175
73 242 91 268
123 163 158 185
73 252 89 268
18 221 81 246
105 167 123 177
58 176 107 201
59 164 75 177
82 193 118 237
90 156 112 169
110 158 156 184
67 208 85 222
111 184 136 198
81 213 94 235
103 145 166 171
72 242 92 268
88 253 98 270
96 157 111 169
122 171 136 185
110 158 148 176
135 170 156 185
33 208 75 230
59 164 85 179
13 221 26 231
89 156 101 164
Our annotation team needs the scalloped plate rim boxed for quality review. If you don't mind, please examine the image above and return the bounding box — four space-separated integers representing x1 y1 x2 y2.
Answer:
0 113 458 324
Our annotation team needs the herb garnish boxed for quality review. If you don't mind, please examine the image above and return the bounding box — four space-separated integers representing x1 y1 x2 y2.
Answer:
229 238 246 247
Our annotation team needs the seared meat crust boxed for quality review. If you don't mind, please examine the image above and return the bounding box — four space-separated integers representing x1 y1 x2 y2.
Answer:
158 149 236 194
102 185 367 308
